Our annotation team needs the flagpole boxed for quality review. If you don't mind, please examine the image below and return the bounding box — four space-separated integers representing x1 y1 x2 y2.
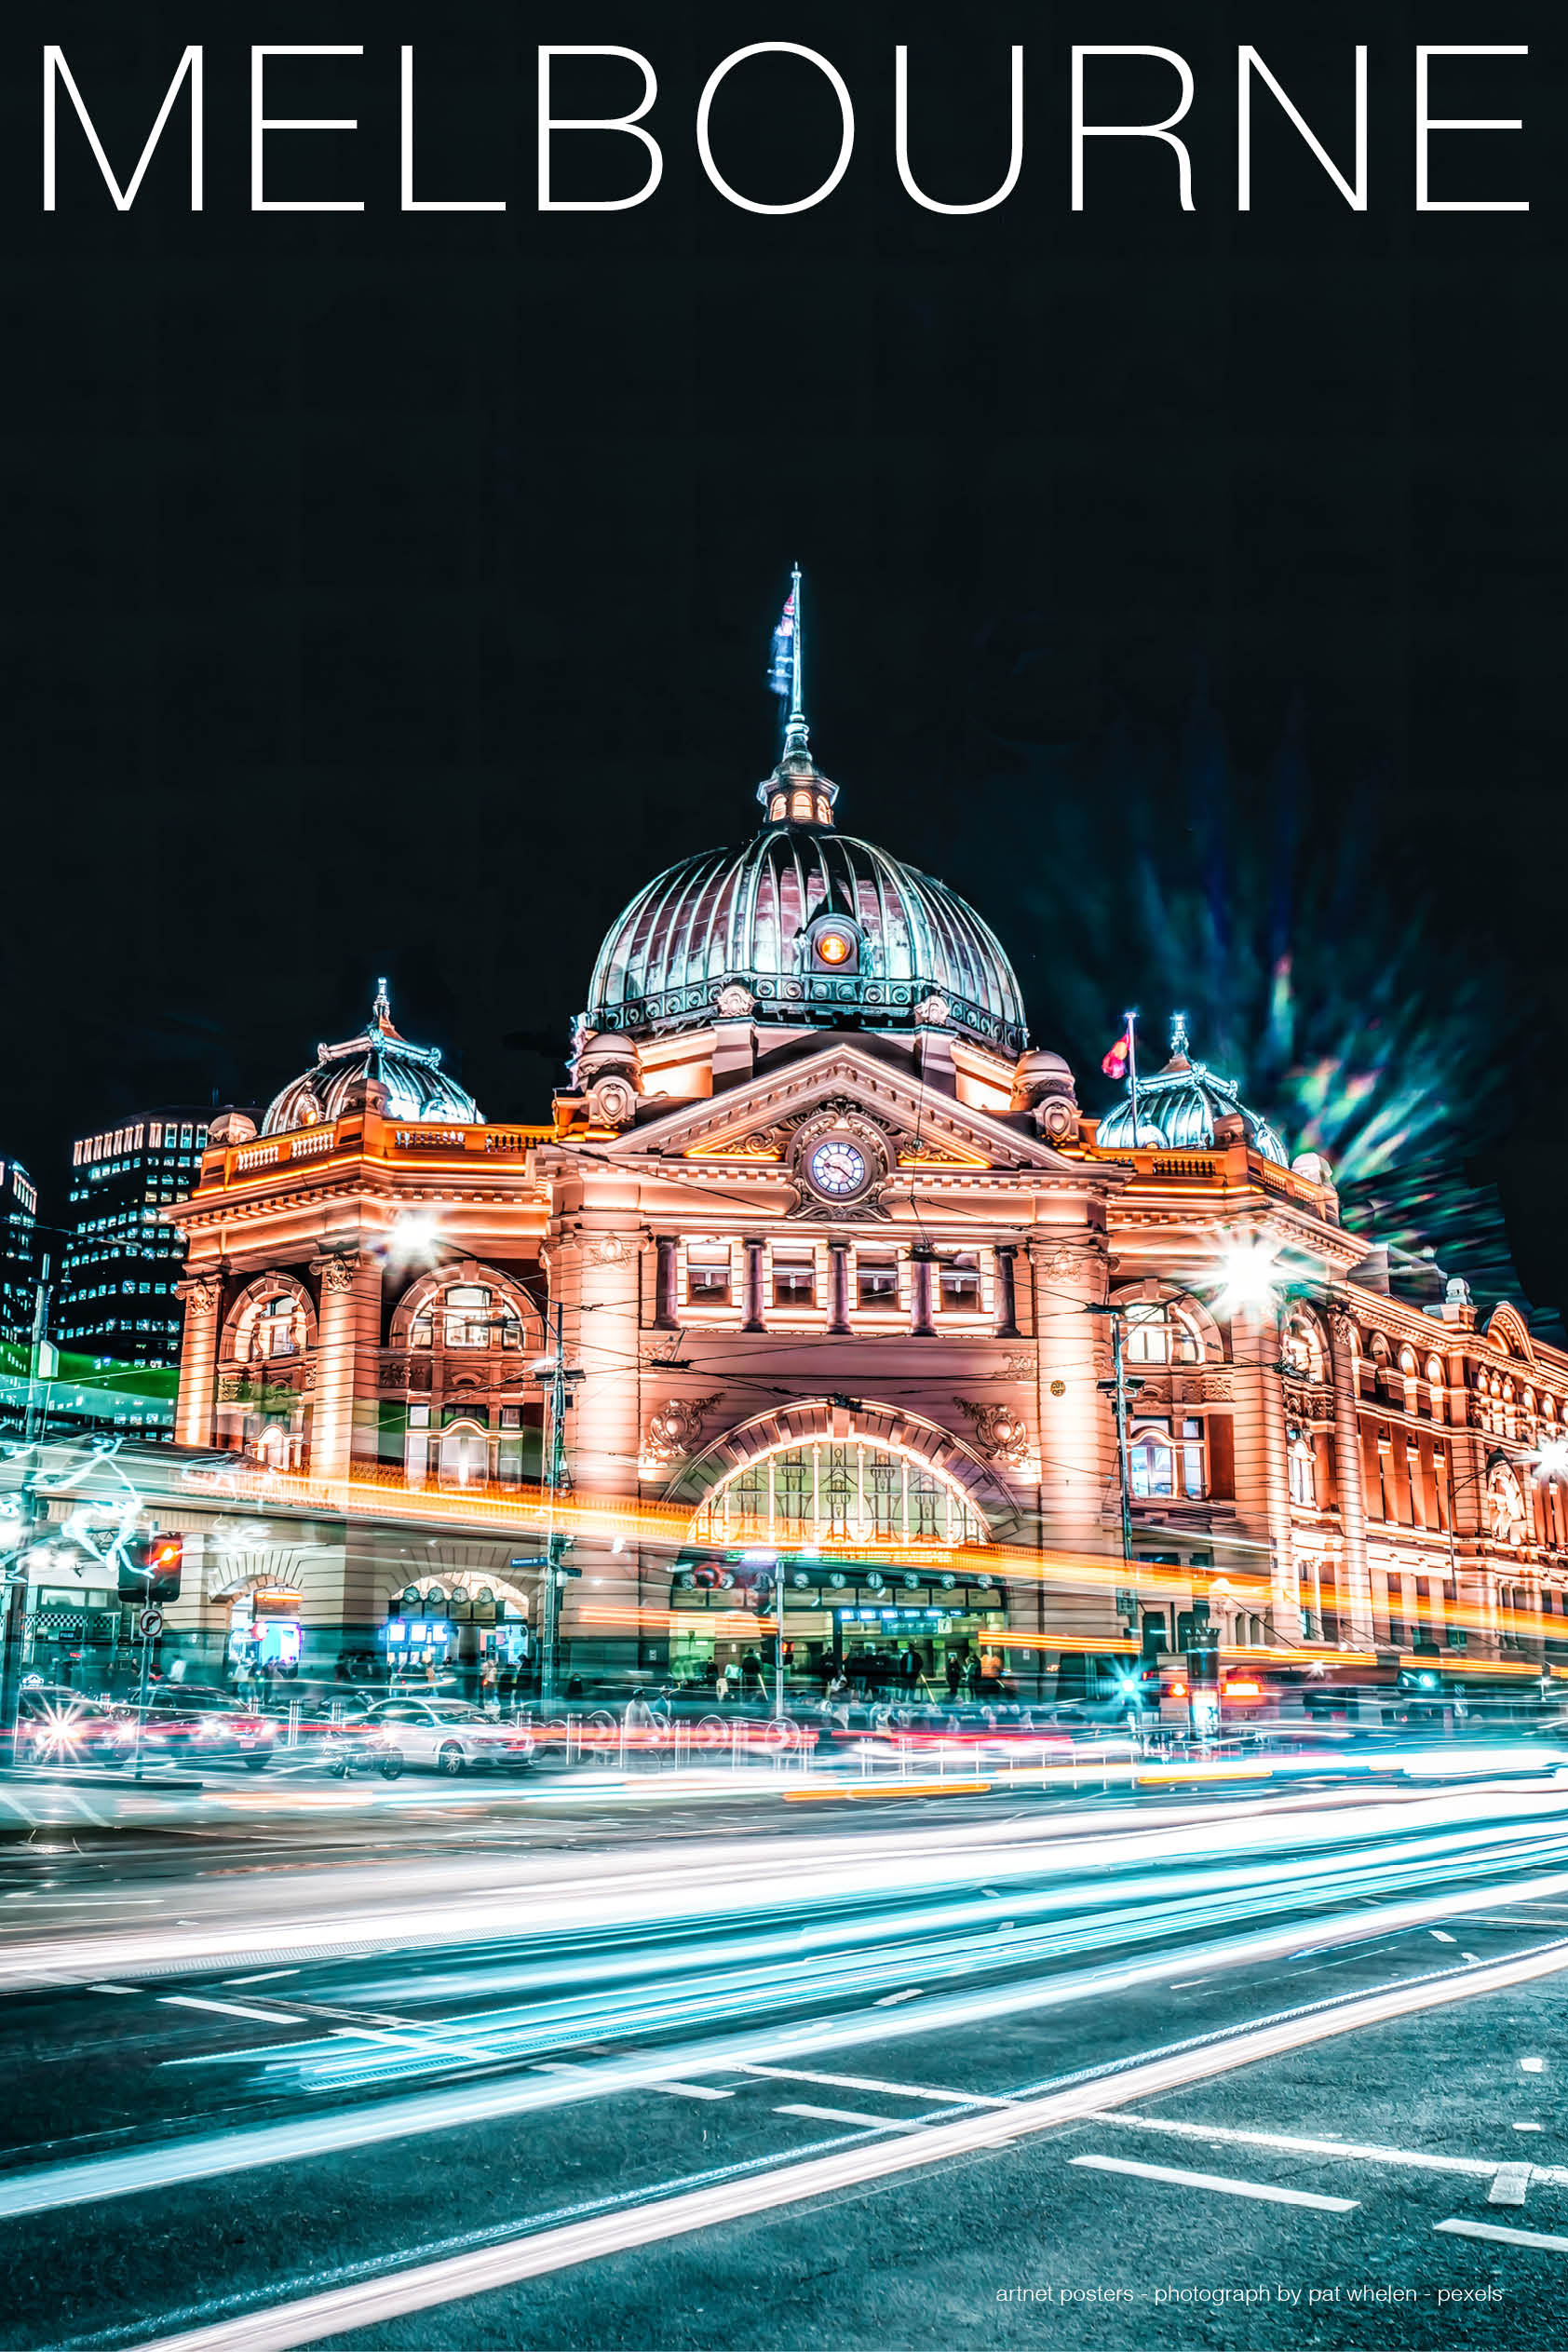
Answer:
1125 1009 1141 1144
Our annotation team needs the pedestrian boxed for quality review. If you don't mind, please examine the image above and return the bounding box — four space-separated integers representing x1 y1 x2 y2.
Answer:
480 1656 499 1716
714 1665 730 1703
945 1652 963 1700
963 1654 980 1699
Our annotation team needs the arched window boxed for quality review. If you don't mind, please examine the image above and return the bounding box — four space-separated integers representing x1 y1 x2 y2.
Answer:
769 792 786 821
1282 1313 1325 1383
1289 1437 1317 1507
791 789 813 820
257 1424 289 1468
1124 1301 1200 1364
260 1296 299 1359
439 1420 490 1489
691 1438 987 1548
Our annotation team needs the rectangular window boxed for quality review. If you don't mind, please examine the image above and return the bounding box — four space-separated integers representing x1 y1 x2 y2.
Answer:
772 1250 816 1310
857 1254 899 1309
407 1403 431 1428
179 1125 193 1147
687 1242 732 1305
1129 1417 1174 1499
939 1251 981 1312
1181 1415 1207 1500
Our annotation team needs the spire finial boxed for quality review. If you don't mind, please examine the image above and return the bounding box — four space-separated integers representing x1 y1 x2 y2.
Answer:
781 562 809 764
372 978 392 1031
1170 1010 1190 1060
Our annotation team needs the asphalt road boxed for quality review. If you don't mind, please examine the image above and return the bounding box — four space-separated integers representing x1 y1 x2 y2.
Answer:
2 1773 1567 2352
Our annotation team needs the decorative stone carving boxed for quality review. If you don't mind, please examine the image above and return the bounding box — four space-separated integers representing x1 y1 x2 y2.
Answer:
586 1073 638 1130
914 993 953 1026
1201 1369 1235 1403
1283 1379 1334 1426
583 1233 633 1269
181 1273 222 1318
642 1337 686 1366
1034 1094 1080 1145
956 1399 1032 1468
716 982 756 1019
1447 1276 1473 1306
318 1253 358 1294
1004 1352 1035 1377
642 1395 723 1463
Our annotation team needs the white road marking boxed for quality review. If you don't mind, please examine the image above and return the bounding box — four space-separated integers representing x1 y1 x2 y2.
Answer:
88 1983 140 1995
534 2061 731 2102
774 2103 905 2131
872 1989 925 2007
223 1970 301 1986
1515 2123 1546 2133
1087 2112 1568 2188
15 1935 1568 2230
1430 1929 1457 1942
1071 2154 1358 2211
1489 2164 1533 2207
1521 2056 1546 2073
1169 1979 1213 1990
1436 2218 1568 2253
736 2064 1013 2108
160 1997 303 2025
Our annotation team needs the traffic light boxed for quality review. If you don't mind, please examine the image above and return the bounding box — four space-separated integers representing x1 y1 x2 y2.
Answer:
118 1534 182 1602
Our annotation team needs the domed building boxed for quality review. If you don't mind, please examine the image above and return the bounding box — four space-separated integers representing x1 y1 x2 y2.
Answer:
155 600 1568 1702
1096 1016 1288 1164
262 981 480 1134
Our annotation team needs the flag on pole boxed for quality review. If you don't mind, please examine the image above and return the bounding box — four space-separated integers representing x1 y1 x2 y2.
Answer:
768 587 797 698
1102 1025 1133 1080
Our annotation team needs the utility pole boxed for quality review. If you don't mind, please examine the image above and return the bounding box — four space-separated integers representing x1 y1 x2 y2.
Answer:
536 1302 582 1709
1087 1303 1144 1655
540 1301 567 1710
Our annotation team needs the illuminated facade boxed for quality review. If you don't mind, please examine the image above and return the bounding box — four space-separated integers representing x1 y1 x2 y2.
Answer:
162 686 1568 1689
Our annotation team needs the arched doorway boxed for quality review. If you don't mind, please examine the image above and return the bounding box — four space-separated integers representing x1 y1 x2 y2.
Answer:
667 1403 1016 1703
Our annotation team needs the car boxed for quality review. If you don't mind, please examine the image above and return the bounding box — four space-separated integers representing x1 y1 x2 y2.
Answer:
14 1686 135 1769
132 1685 278 1770
357 1697 536 1776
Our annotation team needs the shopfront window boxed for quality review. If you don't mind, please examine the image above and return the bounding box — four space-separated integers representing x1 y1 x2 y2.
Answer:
444 1286 493 1348
687 1243 732 1305
439 1420 489 1488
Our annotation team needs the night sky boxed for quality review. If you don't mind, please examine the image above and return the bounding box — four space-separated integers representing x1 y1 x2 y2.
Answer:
3 7 1565 1306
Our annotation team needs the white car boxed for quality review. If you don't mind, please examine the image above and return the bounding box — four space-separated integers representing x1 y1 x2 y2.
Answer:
358 1697 535 1777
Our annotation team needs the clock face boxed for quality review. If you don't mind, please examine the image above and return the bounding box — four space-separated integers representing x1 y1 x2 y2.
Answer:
808 1137 867 1197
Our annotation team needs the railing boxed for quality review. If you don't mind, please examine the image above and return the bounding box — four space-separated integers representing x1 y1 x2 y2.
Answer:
230 1125 338 1179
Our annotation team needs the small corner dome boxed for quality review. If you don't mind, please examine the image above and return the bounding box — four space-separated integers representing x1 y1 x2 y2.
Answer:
262 980 480 1137
1098 1015 1288 1166
207 1108 257 1145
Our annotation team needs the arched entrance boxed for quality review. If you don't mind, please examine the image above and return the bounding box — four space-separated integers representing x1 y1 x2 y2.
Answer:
664 1401 1018 1701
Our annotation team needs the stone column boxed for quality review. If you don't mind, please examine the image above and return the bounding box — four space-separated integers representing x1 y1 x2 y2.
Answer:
742 1239 765 1333
175 1272 223 1448
1031 1226 1118 1566
911 1256 935 1338
1229 1302 1297 1636
828 1240 851 1335
1329 1308 1373 1645
309 1250 374 1482
653 1237 678 1330
994 1246 1020 1339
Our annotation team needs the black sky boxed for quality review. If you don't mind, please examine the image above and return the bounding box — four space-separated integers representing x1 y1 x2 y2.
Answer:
3 6 1565 1304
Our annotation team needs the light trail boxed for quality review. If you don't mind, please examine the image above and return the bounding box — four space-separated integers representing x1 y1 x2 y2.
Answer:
177 1818 1568 2098
115 1935 1568 2352
6 1872 1568 2221
5 1779 1568 1991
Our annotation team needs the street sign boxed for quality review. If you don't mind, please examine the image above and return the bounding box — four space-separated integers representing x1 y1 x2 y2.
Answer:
509 1556 548 1569
138 1606 163 1640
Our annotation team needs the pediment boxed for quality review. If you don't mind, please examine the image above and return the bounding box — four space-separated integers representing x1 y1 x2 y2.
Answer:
606 1044 1082 1177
